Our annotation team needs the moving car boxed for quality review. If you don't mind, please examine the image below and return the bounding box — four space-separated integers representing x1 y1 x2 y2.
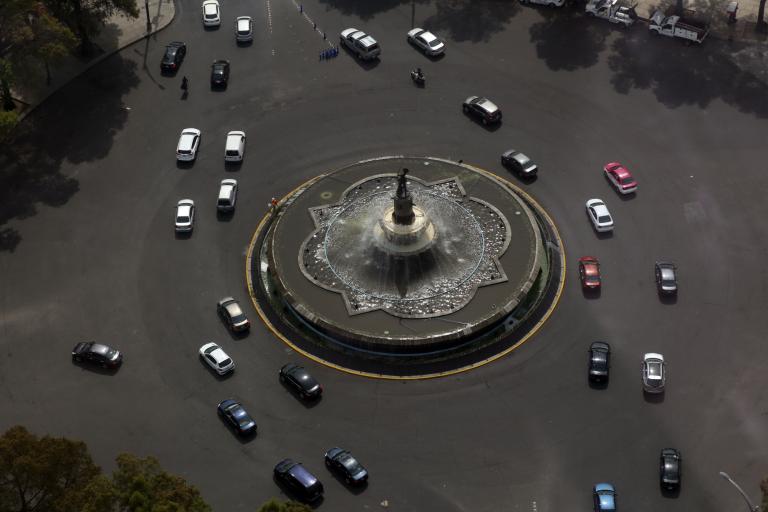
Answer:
217 297 250 332
406 28 445 56
160 41 186 73
340 28 380 60
659 448 682 490
579 256 601 289
280 363 322 400
235 16 253 42
586 199 614 232
199 342 235 375
274 459 324 502
224 131 245 162
655 261 678 295
588 341 611 383
463 96 502 125
72 342 123 369
175 199 195 232
210 60 230 88
217 179 238 212
325 447 368 485
642 353 666 393
176 128 201 161
593 483 616 511
201 0 220 26
217 399 256 435
501 149 538 177
604 162 637 194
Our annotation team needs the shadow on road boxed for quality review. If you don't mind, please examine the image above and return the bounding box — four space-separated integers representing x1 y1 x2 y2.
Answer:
529 8 612 70
424 0 521 43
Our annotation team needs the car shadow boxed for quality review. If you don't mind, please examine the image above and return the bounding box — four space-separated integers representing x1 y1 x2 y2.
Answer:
616 191 637 202
279 381 323 409
210 84 227 92
216 210 234 222
224 161 243 172
236 40 253 47
203 25 221 32
594 230 613 240
513 173 538 185
339 46 380 70
224 327 249 341
72 361 120 376
643 391 665 403
218 414 257 443
175 160 194 169
588 378 609 390
198 356 233 381
581 287 601 299
272 475 324 508
464 116 501 132
661 486 680 499
659 293 678 305
326 469 368 495
174 231 192 240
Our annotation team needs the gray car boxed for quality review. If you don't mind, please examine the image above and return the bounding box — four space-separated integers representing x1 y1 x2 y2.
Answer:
217 297 250 332
501 149 538 177
655 261 677 295
642 353 666 393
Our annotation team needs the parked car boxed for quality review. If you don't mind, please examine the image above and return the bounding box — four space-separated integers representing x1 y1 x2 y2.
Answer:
217 399 256 435
406 28 445 56
217 297 250 332
579 256 601 289
655 261 678 295
235 16 253 42
217 179 238 212
659 448 682 490
604 162 637 194
176 128 200 161
340 28 380 60
501 149 538 177
280 363 322 400
462 96 502 125
201 0 220 26
160 41 186 73
586 199 614 232
210 60 230 88
325 447 368 485
175 199 195 232
224 131 246 162
588 341 610 383
593 483 616 511
72 342 123 369
642 353 666 393
199 342 235 375
274 459 324 502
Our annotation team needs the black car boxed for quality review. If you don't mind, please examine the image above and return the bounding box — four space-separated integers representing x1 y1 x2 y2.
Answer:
217 399 256 436
660 448 681 490
160 41 186 73
655 261 678 295
588 341 610 383
325 447 368 485
501 149 538 177
279 363 322 400
274 459 324 502
72 342 123 369
462 95 502 125
210 60 230 88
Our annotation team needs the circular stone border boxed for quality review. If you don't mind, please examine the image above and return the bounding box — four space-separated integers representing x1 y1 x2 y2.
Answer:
245 158 567 379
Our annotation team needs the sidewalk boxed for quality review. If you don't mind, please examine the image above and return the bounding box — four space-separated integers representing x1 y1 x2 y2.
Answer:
11 0 175 120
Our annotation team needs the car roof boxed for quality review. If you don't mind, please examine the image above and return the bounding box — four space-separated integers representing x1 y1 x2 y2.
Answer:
477 98 498 112
288 463 318 486
225 301 243 316
208 347 230 363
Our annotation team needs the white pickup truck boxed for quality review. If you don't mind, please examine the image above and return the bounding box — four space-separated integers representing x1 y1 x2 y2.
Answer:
585 0 636 27
649 10 709 43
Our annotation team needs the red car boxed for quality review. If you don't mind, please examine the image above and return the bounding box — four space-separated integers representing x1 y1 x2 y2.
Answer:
579 256 601 289
603 162 637 195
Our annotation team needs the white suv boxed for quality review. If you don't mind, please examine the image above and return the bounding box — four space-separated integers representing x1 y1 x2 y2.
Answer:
176 128 201 161
224 131 245 161
235 16 253 42
340 28 380 60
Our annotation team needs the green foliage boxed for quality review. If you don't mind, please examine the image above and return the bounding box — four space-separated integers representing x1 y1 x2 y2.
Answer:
761 476 768 512
257 498 313 512
0 109 18 141
42 0 138 54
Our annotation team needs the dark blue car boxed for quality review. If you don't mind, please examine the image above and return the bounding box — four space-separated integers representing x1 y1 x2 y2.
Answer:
217 399 256 436
274 459 324 502
325 447 368 485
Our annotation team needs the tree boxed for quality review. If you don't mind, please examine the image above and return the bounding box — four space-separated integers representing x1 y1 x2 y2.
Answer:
0 109 18 141
257 498 312 512
22 3 77 84
43 0 138 55
761 476 768 512
757 0 767 32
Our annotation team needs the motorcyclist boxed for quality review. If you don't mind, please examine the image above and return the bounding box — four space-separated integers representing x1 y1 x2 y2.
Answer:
411 67 424 81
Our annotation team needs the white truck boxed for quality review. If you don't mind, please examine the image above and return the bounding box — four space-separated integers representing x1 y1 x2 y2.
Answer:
649 10 709 43
585 0 636 27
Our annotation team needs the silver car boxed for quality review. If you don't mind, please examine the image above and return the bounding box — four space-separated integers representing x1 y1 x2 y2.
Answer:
407 28 445 56
642 353 666 393
175 199 195 232
235 16 252 42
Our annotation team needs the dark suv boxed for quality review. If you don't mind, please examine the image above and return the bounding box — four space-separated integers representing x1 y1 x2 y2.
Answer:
161 41 186 73
659 448 681 490
274 459 324 502
279 363 322 400
588 341 610 383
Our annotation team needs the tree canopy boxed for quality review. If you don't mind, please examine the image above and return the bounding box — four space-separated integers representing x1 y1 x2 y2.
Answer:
257 498 312 512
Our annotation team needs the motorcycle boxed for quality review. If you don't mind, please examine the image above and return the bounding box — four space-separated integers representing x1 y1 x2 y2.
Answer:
410 70 425 86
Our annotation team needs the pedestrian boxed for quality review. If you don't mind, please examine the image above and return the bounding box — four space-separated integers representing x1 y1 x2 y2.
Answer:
181 76 188 90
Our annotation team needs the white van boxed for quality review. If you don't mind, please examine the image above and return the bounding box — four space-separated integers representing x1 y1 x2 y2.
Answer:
224 131 246 162
217 179 238 212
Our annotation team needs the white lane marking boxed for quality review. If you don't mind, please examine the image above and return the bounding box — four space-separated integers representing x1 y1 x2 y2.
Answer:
266 0 275 55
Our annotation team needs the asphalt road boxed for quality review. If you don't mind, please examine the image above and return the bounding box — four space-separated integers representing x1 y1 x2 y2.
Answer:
1 0 768 510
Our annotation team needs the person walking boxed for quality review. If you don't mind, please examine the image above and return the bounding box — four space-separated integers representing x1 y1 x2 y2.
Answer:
181 76 188 90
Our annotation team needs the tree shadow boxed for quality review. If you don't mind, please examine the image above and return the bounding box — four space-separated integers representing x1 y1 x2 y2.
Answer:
423 0 521 43
529 8 612 71
316 0 427 21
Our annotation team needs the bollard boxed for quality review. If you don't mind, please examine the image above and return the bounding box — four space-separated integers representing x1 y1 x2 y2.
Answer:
300 4 303 13
313 22 316 29
323 32 326 39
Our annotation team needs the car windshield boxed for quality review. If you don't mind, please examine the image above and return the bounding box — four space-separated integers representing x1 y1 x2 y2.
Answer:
597 215 612 223
428 39 442 47
620 176 634 184
340 454 362 473
177 215 189 222
219 358 232 367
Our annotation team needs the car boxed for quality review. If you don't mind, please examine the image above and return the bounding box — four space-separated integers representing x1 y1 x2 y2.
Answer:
324 447 368 485
593 483 616 511
659 448 682 490
217 179 238 212
279 363 322 400
160 41 186 73
175 199 195 232
199 342 235 375
224 130 246 162
235 16 253 42
176 128 200 161
642 353 666 393
588 341 610 383
579 256 601 289
604 162 638 194
217 297 250 332
462 96 502 125
406 28 445 56
201 0 220 26
655 261 677 295
210 60 229 88
274 459 324 502
501 149 538 177
585 199 614 232
520 0 565 6
72 342 123 368
339 28 381 60
217 399 256 435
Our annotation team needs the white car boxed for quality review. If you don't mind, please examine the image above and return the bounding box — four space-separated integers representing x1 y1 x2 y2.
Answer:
235 16 253 42
224 130 246 161
217 179 238 212
176 128 200 161
201 0 220 27
407 28 445 56
586 199 614 232
340 28 380 60
199 342 235 375
642 353 666 393
175 199 195 232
